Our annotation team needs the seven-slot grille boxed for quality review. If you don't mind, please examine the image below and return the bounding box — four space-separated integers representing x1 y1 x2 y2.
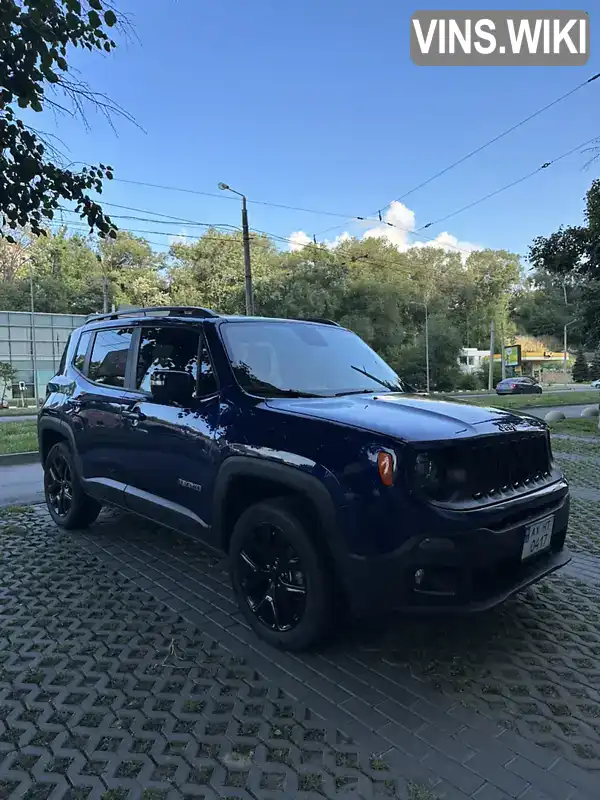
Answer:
469 433 552 499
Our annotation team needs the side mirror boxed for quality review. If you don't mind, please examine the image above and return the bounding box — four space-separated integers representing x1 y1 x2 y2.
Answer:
150 369 195 406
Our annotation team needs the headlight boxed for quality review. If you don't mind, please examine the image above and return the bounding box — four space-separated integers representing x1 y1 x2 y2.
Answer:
414 452 441 491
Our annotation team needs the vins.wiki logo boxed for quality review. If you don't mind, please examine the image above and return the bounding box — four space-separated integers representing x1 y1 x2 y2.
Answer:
410 10 590 66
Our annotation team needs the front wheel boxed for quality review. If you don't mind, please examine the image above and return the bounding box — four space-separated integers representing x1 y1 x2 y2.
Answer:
44 442 101 529
229 498 335 651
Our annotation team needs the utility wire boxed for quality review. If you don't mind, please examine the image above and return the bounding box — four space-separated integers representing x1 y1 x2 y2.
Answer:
316 71 600 237
418 133 600 232
111 178 356 219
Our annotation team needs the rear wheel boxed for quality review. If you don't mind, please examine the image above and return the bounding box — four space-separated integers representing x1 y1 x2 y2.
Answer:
44 442 101 529
229 498 335 651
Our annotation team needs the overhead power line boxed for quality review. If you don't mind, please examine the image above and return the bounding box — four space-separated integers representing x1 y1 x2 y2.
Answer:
418 133 600 232
112 178 355 219
316 71 600 237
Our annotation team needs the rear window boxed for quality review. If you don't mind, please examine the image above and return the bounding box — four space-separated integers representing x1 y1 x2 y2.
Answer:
88 328 133 388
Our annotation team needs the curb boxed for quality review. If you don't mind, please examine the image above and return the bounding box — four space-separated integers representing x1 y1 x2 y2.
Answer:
0 451 40 466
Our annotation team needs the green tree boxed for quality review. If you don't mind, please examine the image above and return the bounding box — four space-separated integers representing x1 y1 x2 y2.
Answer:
100 231 168 308
169 230 280 314
528 180 600 347
572 349 589 383
589 349 600 382
0 361 17 404
0 0 125 240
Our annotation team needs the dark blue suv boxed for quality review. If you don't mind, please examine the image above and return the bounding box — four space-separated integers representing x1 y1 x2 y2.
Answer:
38 306 571 650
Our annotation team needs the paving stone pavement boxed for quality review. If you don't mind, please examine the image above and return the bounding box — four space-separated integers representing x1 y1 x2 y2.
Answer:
1 433 600 800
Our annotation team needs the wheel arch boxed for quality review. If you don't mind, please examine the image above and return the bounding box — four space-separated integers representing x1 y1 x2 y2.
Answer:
213 457 347 567
38 418 77 467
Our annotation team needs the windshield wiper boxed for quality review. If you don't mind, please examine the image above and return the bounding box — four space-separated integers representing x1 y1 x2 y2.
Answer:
350 365 403 393
332 388 377 396
254 387 326 398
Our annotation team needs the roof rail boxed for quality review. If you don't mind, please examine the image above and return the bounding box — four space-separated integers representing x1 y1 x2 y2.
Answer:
294 317 341 327
84 306 220 324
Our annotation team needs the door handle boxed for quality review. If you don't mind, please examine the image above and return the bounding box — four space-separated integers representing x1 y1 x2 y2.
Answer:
122 408 146 426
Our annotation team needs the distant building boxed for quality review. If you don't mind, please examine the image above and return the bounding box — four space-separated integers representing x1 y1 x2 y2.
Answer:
0 310 86 400
458 343 569 382
458 348 489 374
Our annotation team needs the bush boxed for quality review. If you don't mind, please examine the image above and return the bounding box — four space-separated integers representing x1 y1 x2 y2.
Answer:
456 373 483 391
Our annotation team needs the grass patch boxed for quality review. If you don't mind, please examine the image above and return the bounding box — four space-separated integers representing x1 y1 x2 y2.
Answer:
549 418 599 436
455 390 599 410
0 419 38 455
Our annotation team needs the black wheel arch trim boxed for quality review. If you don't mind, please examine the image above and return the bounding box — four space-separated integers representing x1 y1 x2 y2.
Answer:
38 417 81 472
212 456 348 562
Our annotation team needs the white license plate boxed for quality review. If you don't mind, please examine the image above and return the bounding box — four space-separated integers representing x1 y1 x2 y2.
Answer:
522 515 553 561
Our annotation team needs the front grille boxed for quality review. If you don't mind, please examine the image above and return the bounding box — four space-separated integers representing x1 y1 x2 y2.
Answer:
469 433 552 499
418 432 554 504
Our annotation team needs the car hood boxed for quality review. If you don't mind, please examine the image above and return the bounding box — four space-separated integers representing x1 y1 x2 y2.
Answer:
265 393 545 443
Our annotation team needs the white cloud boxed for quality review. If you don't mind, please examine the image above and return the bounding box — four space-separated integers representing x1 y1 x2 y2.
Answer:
288 230 313 251
289 201 481 259
168 227 194 246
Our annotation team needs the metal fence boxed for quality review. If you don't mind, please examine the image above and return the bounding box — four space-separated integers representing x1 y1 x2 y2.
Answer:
0 310 86 401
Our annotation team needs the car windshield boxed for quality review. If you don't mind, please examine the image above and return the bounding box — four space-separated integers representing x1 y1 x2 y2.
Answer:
220 321 407 398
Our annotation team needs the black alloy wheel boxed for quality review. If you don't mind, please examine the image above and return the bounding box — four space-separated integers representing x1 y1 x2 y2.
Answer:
43 442 101 529
45 448 73 519
237 522 307 632
229 498 335 650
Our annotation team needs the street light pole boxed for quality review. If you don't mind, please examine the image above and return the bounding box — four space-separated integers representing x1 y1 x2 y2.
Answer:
218 183 254 315
424 301 430 394
28 258 39 408
408 299 430 393
564 320 575 385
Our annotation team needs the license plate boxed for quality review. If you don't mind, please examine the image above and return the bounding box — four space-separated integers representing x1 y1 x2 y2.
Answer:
522 515 553 561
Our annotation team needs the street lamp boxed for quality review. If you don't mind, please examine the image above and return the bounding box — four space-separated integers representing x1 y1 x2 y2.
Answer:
408 300 430 394
218 183 254 315
564 319 576 385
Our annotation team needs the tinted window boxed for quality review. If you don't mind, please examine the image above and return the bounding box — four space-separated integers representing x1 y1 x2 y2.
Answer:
72 331 91 373
136 326 217 397
221 321 405 397
88 328 132 387
59 333 72 375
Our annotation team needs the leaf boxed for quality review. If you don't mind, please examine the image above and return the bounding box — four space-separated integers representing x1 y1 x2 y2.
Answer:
88 9 101 27
89 0 102 9
104 9 117 27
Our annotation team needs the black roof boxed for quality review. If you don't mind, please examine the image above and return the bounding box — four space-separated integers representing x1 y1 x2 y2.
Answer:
84 307 342 328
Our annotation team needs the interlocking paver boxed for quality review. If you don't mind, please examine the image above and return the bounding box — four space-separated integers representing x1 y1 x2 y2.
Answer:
3 429 600 798
0 508 438 800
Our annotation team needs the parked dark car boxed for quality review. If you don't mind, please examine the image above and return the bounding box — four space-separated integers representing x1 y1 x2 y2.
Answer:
496 377 542 395
38 307 570 650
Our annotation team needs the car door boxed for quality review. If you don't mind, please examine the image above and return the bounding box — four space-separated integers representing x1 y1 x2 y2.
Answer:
120 323 221 538
68 325 134 504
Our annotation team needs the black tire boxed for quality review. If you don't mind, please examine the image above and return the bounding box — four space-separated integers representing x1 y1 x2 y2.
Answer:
44 441 101 529
229 497 335 651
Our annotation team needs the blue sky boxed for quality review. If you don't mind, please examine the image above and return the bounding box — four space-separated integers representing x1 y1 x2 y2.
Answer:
37 0 599 259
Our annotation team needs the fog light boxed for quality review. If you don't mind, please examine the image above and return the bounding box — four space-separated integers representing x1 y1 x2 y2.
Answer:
414 568 425 587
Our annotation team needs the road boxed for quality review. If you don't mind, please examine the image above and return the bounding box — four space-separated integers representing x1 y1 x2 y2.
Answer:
0 462 44 507
0 414 36 423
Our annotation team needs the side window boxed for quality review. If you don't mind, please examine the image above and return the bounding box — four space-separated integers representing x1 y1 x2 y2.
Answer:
72 331 91 374
58 333 72 375
136 326 218 400
88 328 133 388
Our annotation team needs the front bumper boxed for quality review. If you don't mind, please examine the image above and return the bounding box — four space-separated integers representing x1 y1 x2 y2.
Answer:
342 480 570 617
